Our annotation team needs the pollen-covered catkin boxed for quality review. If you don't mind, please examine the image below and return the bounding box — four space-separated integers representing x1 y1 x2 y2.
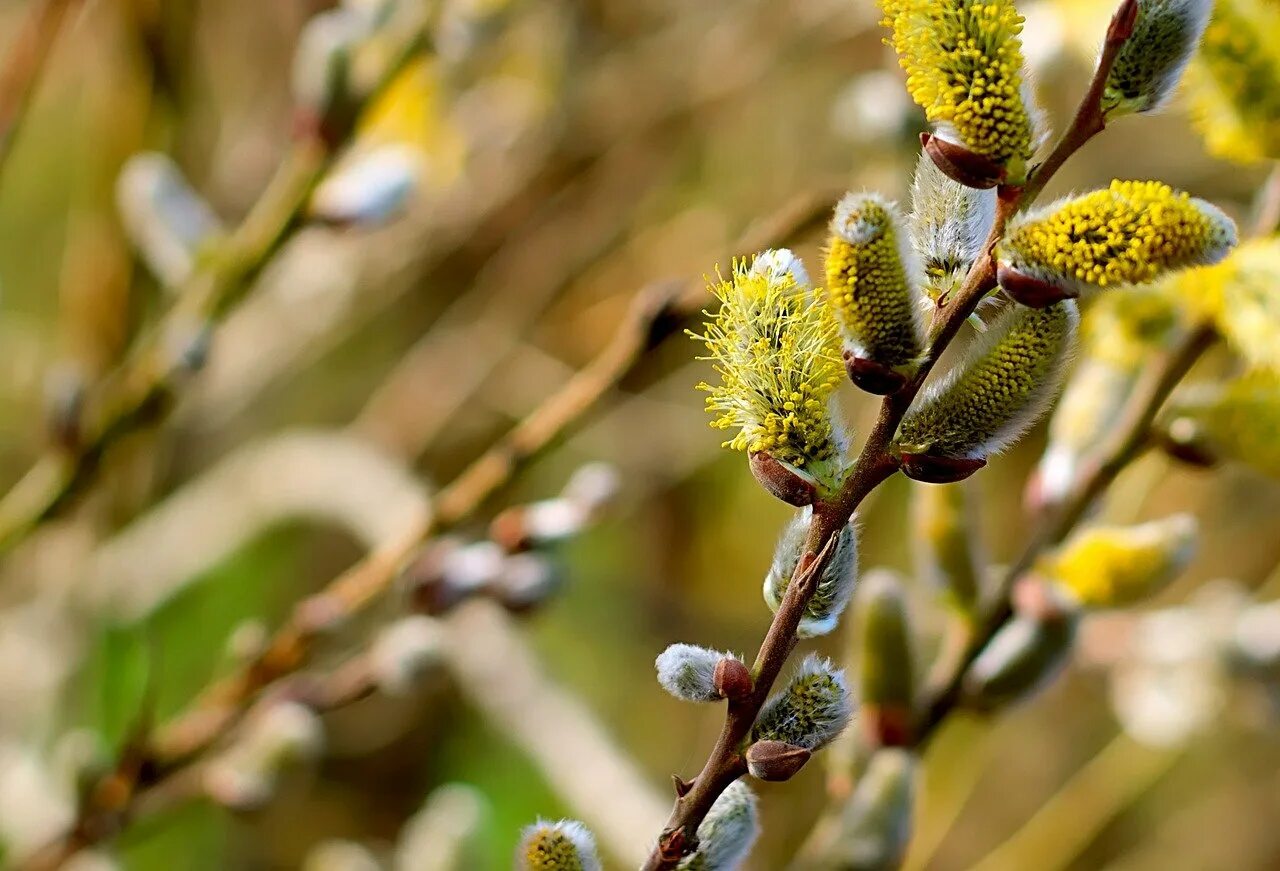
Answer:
753 654 853 751
1187 238 1280 373
1163 371 1280 479
676 781 760 871
998 181 1237 298
517 820 602 871
692 252 846 487
880 0 1039 182
1042 515 1198 608
908 155 997 305
764 508 859 637
1104 0 1212 117
1186 0 1280 163
896 302 1078 461
824 194 925 387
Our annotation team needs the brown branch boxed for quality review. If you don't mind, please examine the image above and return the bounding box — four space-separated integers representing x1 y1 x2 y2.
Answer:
644 3 1144 865
0 0 82 178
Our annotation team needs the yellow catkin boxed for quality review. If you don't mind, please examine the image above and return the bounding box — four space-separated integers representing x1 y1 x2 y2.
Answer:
897 302 1078 458
999 180 1236 294
1166 370 1280 478
1181 238 1280 373
1186 0 1280 163
824 193 924 369
1043 515 1198 608
518 822 599 871
880 0 1036 173
691 253 844 477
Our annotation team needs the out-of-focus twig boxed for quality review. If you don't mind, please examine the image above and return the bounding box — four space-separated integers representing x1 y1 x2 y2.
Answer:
0 32 429 554
15 185 837 870
441 600 668 866
0 0 83 177
967 733 1180 871
1252 161 1280 238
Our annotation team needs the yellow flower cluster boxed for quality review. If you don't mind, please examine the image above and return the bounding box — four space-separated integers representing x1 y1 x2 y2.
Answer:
1184 238 1280 373
881 0 1036 175
999 180 1237 295
897 301 1078 458
693 254 844 476
824 194 924 371
519 821 599 871
1165 371 1280 479
1044 515 1198 608
1186 0 1280 163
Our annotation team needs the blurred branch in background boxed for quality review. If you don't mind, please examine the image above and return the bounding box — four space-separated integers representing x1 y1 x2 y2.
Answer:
0 0 81 177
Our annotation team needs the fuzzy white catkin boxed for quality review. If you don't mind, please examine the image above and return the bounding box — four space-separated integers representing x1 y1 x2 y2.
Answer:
677 780 760 871
753 654 853 750
908 154 996 302
655 643 732 702
764 508 859 637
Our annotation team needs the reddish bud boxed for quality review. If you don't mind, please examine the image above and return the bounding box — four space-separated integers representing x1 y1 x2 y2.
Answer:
844 351 909 396
745 740 812 782
921 132 1006 190
997 263 1078 309
713 657 754 702
749 451 817 506
898 453 987 484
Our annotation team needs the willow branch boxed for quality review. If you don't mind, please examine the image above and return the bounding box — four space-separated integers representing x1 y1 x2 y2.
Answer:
917 319 1217 741
644 3 1144 865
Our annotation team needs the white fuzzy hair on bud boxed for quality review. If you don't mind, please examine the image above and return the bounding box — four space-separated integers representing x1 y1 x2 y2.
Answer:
753 654 853 751
908 154 997 303
1105 0 1213 117
656 643 737 702
764 507 859 637
369 615 443 696
517 819 602 871
749 247 811 290
677 780 760 871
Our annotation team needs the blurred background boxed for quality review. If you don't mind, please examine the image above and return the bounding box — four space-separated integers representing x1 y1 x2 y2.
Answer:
0 0 1278 868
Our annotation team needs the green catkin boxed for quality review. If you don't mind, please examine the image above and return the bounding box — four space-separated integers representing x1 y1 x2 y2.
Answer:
752 654 853 750
1104 0 1212 117
676 781 760 871
897 302 1078 459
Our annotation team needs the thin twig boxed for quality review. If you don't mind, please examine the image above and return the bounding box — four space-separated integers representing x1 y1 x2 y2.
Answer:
643 3 1143 865
917 322 1217 743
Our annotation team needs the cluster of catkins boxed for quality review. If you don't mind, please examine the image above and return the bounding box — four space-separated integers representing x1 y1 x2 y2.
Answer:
515 0 1252 868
